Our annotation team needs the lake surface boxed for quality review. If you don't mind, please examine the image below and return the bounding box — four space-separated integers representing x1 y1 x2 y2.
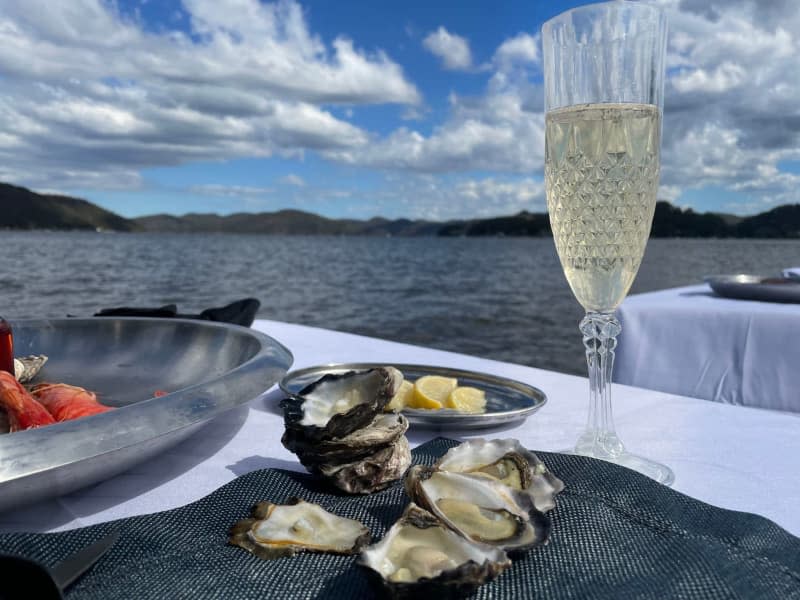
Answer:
3 233 798 375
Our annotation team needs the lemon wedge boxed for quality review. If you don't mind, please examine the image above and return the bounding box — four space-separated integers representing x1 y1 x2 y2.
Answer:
410 375 458 409
446 386 487 414
385 380 414 412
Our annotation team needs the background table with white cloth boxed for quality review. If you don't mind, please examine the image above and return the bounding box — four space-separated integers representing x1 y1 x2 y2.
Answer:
615 284 800 412
0 319 798 537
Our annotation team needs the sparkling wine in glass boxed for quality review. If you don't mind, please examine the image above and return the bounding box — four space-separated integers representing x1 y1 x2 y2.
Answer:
542 2 673 484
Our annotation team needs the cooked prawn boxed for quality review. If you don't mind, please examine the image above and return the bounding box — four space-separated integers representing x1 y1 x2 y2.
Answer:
0 371 56 431
30 383 113 422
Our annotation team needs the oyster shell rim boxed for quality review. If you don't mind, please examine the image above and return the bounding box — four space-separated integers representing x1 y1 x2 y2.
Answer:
358 503 512 598
228 497 372 561
311 435 412 495
281 367 403 442
434 437 565 513
281 412 409 466
404 465 552 552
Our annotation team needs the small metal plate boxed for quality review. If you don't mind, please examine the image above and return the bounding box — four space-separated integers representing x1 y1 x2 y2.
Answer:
280 363 546 430
705 274 800 303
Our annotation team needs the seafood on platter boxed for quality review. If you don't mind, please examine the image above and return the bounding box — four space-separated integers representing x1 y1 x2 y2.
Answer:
0 371 56 432
359 503 511 599
281 367 412 494
30 383 114 422
0 353 114 433
229 498 371 561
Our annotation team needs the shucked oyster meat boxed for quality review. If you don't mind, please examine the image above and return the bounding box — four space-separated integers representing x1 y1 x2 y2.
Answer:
405 465 551 552
281 367 404 441
229 498 370 561
434 438 564 512
359 503 511 599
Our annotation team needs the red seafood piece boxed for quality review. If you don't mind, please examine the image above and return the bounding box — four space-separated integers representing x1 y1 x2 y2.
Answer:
0 371 56 431
30 383 113 422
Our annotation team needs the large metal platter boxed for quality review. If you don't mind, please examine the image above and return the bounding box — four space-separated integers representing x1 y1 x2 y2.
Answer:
0 318 293 513
705 274 800 303
280 363 546 430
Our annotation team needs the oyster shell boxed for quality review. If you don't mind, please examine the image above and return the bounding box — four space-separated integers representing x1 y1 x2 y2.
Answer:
313 435 411 494
405 465 551 552
229 497 371 560
282 412 409 466
435 438 564 512
359 503 511 599
281 367 403 441
13 355 48 384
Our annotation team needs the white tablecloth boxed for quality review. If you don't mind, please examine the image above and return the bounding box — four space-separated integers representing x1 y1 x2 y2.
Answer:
1 319 799 537
615 285 800 412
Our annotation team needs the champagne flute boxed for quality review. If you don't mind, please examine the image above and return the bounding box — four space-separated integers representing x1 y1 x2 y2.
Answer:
542 2 673 484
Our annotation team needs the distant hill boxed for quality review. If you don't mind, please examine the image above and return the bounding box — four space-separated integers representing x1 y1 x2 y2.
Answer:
2 181 800 238
650 201 732 237
736 204 800 238
438 211 551 236
134 210 442 236
0 182 136 231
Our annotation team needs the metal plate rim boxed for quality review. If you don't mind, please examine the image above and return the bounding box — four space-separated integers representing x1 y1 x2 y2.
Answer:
704 274 800 303
280 362 546 429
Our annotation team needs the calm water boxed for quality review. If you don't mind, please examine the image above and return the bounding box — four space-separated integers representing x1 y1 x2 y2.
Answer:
2 232 798 375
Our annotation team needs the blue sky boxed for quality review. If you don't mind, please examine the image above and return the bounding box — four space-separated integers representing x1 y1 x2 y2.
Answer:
0 0 798 219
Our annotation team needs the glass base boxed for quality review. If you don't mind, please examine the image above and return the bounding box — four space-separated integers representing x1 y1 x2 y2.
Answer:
561 444 675 486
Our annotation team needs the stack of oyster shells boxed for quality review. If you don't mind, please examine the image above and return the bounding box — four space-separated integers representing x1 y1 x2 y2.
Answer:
281 366 411 494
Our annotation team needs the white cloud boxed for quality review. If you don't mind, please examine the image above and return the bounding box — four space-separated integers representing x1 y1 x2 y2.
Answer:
493 33 540 69
325 36 545 176
422 27 472 71
364 175 545 221
279 174 306 186
0 0 418 191
326 91 545 174
671 62 746 93
658 185 682 203
656 0 800 208
189 184 273 197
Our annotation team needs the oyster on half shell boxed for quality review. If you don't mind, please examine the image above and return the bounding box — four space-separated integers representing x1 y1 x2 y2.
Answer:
13 355 48 384
358 503 511 599
405 465 551 552
281 367 404 441
435 438 564 512
229 498 371 560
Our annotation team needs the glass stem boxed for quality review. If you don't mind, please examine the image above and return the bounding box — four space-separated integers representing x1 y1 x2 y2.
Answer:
575 311 625 459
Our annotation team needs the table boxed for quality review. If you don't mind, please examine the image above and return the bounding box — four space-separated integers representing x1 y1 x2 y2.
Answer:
615 284 800 412
1 319 799 537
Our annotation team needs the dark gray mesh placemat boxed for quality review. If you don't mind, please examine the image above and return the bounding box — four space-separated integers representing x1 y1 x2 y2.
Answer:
1 438 799 599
